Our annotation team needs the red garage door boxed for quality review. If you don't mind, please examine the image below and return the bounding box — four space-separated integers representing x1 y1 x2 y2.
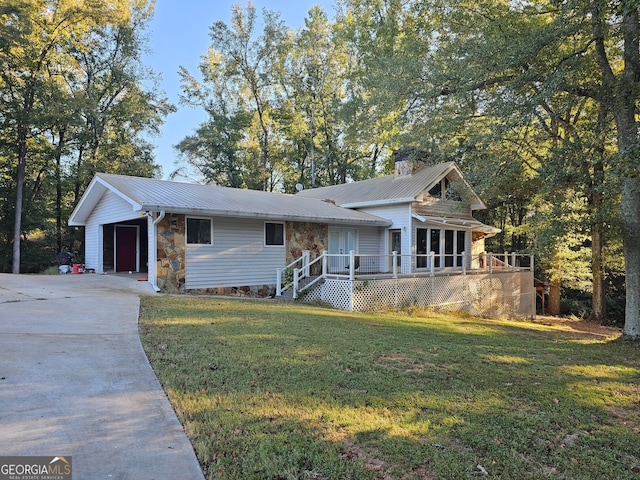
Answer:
115 225 138 272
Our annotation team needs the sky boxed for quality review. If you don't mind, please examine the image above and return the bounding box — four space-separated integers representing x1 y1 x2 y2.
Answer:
143 1 337 179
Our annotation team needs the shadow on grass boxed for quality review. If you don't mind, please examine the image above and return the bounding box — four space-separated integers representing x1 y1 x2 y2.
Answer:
140 297 640 480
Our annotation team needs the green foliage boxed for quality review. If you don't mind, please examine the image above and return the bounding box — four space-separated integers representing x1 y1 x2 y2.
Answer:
0 0 173 273
176 4 393 191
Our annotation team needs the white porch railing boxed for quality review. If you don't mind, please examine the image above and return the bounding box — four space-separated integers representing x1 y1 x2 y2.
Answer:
275 251 310 297
276 250 534 298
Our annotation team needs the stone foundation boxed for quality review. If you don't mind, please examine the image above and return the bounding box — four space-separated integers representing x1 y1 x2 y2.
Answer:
186 284 275 297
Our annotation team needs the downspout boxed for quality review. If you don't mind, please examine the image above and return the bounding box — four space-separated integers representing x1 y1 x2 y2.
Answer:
150 210 166 292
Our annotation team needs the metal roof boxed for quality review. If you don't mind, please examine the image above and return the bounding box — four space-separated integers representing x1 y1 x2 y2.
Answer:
69 173 392 227
296 162 486 210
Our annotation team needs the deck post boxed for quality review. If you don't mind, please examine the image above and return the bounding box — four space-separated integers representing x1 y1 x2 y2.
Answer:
530 254 534 272
293 268 299 299
302 250 310 277
429 251 435 276
322 250 328 276
504 252 509 269
462 252 466 275
276 268 282 296
392 251 398 278
349 250 355 281
488 253 493 273
511 252 517 271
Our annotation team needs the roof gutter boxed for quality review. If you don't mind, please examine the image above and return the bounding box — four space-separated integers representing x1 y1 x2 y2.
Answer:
138 204 392 227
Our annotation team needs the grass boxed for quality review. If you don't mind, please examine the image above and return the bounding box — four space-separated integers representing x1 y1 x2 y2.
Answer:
139 296 640 479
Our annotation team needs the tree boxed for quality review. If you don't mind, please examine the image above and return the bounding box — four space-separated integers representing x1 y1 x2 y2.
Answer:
176 51 251 187
426 0 640 337
337 0 633 333
589 0 640 338
207 3 287 191
0 0 172 273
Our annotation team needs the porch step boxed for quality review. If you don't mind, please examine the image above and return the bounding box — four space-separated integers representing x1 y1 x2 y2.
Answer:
274 290 295 302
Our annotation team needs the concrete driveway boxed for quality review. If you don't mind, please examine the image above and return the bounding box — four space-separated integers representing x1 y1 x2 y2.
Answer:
0 273 205 480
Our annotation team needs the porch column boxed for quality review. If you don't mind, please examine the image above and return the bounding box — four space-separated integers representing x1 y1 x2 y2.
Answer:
276 269 283 296
322 250 328 276
293 268 299 299
349 250 355 281
429 251 435 276
392 251 398 278
302 250 310 277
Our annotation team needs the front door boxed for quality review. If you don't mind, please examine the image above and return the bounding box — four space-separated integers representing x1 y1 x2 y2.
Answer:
390 230 401 268
328 227 357 272
115 225 139 272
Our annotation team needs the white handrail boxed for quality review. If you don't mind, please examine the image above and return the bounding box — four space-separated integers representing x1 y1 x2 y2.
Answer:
278 251 534 297
276 250 308 296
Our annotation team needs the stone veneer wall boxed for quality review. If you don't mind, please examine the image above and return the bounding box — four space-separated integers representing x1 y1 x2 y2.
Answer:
154 218 328 295
286 222 328 275
157 213 186 292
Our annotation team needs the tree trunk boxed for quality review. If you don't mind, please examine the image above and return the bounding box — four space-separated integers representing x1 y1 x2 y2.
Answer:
55 126 67 252
548 282 561 316
616 4 640 339
591 220 607 323
591 0 640 339
621 176 640 338
12 137 27 274
614 96 640 338
590 107 607 324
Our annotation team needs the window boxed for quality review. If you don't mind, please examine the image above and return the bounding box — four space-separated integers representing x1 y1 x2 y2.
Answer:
265 222 284 246
445 178 463 201
428 181 442 198
456 231 466 266
187 218 212 245
445 230 455 266
417 228 428 268
430 229 441 268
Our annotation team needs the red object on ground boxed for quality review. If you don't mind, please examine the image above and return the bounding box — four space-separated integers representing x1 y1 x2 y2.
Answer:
72 264 83 274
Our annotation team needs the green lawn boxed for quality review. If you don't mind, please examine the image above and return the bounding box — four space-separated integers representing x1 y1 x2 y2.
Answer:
139 296 639 480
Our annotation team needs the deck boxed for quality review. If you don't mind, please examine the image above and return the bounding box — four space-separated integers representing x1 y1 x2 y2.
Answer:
278 252 535 318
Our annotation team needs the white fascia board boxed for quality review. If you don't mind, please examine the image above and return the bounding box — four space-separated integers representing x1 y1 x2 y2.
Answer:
68 177 105 226
338 198 416 209
68 176 142 226
413 214 501 234
412 213 427 223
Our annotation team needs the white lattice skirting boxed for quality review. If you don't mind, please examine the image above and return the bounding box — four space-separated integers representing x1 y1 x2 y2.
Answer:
300 272 535 318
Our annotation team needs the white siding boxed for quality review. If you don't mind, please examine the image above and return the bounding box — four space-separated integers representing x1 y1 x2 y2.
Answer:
357 204 413 256
185 217 285 290
356 225 381 255
84 190 139 272
84 223 101 272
